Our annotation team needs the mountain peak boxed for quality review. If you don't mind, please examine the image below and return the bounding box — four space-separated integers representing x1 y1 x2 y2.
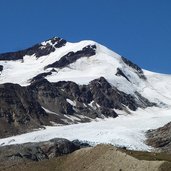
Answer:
0 37 147 89
41 37 67 48
0 37 67 61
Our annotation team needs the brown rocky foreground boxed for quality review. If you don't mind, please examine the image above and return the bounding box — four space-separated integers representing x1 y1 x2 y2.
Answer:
146 121 171 153
1 143 171 171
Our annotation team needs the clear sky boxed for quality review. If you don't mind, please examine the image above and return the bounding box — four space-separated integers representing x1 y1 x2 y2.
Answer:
0 0 171 73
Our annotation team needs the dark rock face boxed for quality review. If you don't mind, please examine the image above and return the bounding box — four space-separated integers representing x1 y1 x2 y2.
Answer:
45 45 96 69
46 138 80 157
0 37 66 61
0 83 49 138
30 72 52 83
0 138 84 165
89 77 140 111
0 65 3 72
29 79 75 115
146 122 171 152
0 75 155 138
121 57 147 80
116 68 130 82
30 77 154 119
51 37 67 48
72 139 91 148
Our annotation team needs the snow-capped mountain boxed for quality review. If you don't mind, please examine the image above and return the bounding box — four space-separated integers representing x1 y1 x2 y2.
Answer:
0 37 171 145
0 37 170 103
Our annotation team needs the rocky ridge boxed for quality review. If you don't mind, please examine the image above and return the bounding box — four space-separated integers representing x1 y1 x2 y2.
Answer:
0 37 66 61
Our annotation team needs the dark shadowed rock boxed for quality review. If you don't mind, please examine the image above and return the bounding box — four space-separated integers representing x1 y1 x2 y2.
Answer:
121 56 147 80
0 138 84 165
116 68 130 82
31 77 155 118
47 138 80 157
0 83 49 138
146 122 171 153
72 139 91 148
0 65 3 72
89 77 137 111
30 72 52 83
99 107 118 118
29 79 75 115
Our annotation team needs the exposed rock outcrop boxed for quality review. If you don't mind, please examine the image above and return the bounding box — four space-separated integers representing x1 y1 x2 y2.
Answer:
146 122 171 153
121 56 147 80
0 76 156 138
30 72 52 83
0 65 3 72
0 83 49 138
30 77 154 119
0 138 88 167
116 68 130 82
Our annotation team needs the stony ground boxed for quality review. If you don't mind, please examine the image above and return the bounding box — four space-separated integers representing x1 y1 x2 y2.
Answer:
146 121 171 153
1 144 171 171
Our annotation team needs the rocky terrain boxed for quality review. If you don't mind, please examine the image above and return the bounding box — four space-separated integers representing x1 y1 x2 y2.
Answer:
0 75 155 138
1 142 171 171
0 138 90 169
146 122 171 153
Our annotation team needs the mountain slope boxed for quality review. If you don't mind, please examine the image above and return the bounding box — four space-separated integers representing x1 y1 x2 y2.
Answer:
0 37 171 140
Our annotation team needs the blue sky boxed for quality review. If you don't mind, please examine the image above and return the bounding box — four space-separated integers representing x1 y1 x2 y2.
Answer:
0 0 171 73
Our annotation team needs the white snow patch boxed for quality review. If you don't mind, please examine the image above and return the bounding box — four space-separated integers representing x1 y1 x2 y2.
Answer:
64 115 81 122
50 121 63 126
42 107 59 115
66 99 76 106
